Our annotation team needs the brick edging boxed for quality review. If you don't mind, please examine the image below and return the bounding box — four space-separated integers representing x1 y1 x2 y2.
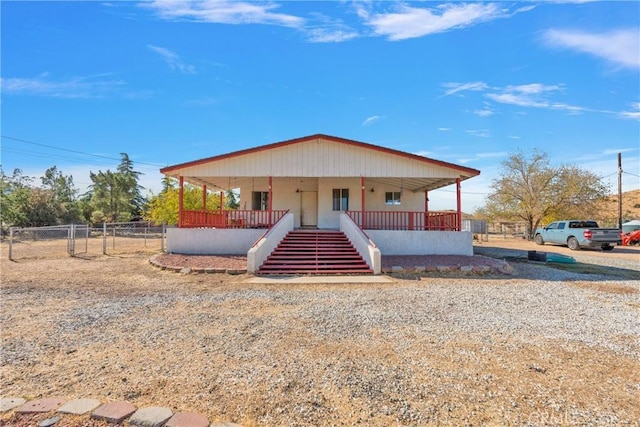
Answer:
149 255 247 275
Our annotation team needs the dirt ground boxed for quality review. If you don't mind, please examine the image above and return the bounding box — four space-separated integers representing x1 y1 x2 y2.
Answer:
1 238 638 426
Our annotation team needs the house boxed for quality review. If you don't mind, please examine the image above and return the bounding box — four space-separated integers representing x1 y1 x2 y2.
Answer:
160 134 480 274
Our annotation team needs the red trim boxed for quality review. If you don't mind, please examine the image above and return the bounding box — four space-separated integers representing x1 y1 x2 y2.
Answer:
160 134 481 177
178 176 184 228
456 178 462 231
361 177 366 229
268 176 273 227
202 184 207 212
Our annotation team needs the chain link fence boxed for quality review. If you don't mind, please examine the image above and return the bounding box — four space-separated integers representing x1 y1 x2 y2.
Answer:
6 222 165 261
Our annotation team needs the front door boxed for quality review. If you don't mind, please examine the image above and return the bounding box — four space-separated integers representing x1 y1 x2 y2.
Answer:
301 191 318 227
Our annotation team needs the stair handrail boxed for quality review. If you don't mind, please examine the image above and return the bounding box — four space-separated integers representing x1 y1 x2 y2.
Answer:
340 213 381 274
247 211 293 273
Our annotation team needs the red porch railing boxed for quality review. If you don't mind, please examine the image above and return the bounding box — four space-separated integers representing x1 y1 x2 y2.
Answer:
346 211 460 231
181 210 288 229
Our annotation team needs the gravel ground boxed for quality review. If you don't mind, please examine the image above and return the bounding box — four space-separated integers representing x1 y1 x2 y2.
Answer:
1 241 639 426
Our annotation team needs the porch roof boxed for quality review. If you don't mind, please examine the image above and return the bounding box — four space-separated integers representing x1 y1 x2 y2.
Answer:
161 134 480 193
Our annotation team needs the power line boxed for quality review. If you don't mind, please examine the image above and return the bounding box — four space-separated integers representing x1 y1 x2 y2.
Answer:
1 135 165 168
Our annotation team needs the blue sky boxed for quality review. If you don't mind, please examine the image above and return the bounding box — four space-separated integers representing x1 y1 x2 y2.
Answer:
2 0 639 212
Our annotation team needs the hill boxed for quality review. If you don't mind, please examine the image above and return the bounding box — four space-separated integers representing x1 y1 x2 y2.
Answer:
596 189 640 226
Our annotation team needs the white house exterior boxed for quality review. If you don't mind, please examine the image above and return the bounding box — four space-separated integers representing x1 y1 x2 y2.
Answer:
160 134 480 273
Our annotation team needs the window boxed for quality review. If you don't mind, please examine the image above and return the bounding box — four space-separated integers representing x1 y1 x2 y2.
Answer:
252 191 269 210
385 192 401 205
332 188 349 211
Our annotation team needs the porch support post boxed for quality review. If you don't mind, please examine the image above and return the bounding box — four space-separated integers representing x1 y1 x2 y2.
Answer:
456 177 462 231
268 176 273 227
424 190 429 230
219 191 223 211
361 176 366 229
202 185 207 212
178 176 184 228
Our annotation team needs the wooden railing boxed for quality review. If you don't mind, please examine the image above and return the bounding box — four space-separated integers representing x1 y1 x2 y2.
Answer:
346 211 460 231
181 210 288 229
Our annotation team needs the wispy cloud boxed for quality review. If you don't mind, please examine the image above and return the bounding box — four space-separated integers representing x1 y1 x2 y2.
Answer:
437 127 451 131
147 45 196 74
466 129 492 138
543 28 640 69
364 3 512 41
619 102 640 120
362 115 383 126
442 80 640 121
602 148 637 155
143 0 304 28
441 81 489 97
486 83 576 111
473 102 495 117
0 73 126 98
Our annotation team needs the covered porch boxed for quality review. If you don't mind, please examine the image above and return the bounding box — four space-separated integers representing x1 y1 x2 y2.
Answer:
176 176 464 232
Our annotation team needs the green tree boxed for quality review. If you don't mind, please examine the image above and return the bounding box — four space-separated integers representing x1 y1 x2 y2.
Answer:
87 153 146 223
41 166 82 224
145 180 222 225
1 168 35 228
477 150 609 237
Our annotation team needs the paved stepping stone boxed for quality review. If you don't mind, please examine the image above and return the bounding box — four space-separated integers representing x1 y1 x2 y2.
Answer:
57 398 101 415
129 406 173 427
91 401 136 423
38 415 61 427
165 411 209 427
15 398 65 413
0 397 26 412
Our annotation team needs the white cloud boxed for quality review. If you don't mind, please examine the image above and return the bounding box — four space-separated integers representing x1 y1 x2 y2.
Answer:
437 127 451 131
143 0 304 28
543 28 640 69
619 102 640 120
364 3 509 41
147 45 196 74
306 28 358 43
0 73 126 98
441 81 489 97
362 115 383 126
473 102 495 117
466 129 492 138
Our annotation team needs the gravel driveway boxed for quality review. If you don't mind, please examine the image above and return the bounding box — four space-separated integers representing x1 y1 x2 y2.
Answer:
1 241 638 426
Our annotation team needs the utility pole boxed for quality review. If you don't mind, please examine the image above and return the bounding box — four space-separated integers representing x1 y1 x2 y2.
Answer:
618 153 623 230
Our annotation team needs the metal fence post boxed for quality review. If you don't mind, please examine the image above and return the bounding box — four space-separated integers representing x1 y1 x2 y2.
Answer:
162 222 166 252
103 222 107 255
70 224 76 256
8 227 14 261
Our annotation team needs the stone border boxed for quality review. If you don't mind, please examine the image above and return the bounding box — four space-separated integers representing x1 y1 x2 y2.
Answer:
382 262 514 275
0 396 242 427
149 255 247 275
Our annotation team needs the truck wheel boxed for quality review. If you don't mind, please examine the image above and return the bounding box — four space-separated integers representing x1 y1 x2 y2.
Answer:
601 245 614 251
567 237 580 250
534 234 544 245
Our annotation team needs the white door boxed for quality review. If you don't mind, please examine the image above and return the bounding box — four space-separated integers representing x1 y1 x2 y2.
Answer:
301 191 318 227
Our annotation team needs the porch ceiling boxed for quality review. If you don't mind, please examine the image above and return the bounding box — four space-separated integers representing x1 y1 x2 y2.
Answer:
181 176 464 193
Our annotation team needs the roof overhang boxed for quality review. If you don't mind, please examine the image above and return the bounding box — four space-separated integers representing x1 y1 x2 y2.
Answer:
161 134 480 192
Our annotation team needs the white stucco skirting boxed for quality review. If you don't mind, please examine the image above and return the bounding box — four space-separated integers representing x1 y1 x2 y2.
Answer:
166 227 265 255
366 230 473 256
166 226 473 267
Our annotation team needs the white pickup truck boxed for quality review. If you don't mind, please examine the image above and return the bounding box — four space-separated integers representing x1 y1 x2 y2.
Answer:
533 220 622 251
